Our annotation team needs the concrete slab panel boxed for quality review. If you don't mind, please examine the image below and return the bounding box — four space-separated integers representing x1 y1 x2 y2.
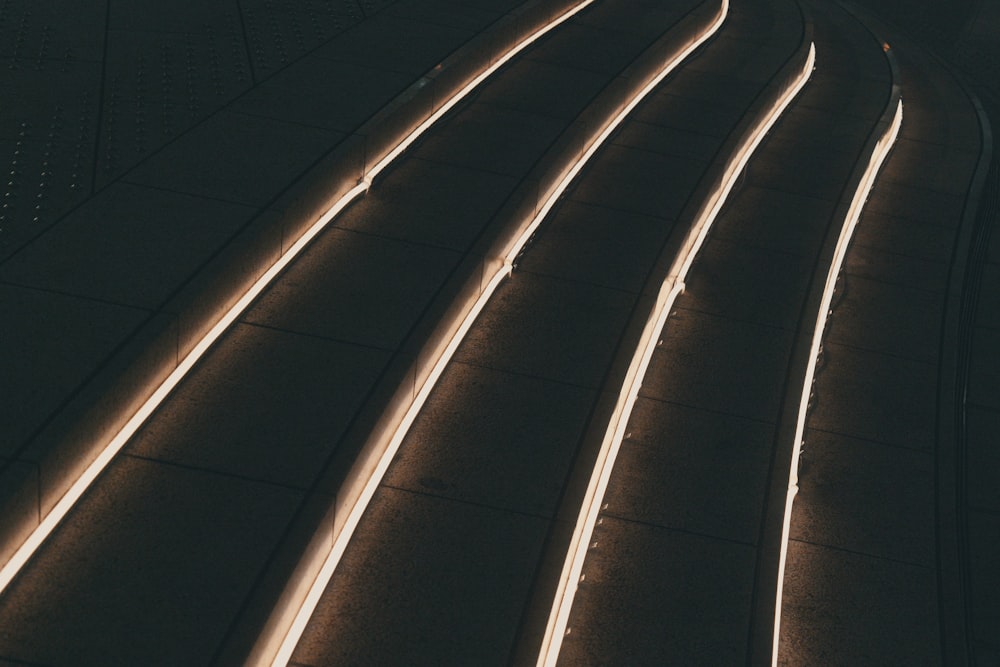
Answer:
807 19 890 84
611 118 721 163
561 517 756 665
844 238 950 293
96 29 253 183
0 182 256 308
746 135 864 203
633 89 748 139
570 0 699 39
1 54 101 139
452 271 635 389
413 102 566 178
852 210 958 264
384 0 504 31
124 110 341 207
892 51 982 151
231 56 414 132
384 361 595 516
680 236 812 330
968 326 1000 409
333 157 517 250
684 35 800 84
0 460 39 565
793 429 935 565
880 137 980 196
245 226 461 349
767 104 882 153
0 2 105 62
518 199 672 293
290 487 548 666
967 406 1000 512
826 272 942 362
865 181 966 227
606 397 774 545
796 71 890 121
779 540 939 666
640 307 793 423
808 342 937 452
0 456 302 666
126 323 390 488
239 0 365 76
652 66 773 112
474 58 608 121
526 20 654 75
569 143 701 221
712 185 835 257
0 284 148 456
312 13 471 75
0 135 95 259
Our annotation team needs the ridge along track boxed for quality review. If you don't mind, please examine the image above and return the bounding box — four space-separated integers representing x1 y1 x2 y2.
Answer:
554 2 899 664
0 0 728 665
283 2 821 666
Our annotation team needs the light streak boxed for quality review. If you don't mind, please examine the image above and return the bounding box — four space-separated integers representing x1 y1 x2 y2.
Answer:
264 1 735 664
771 97 902 666
535 40 817 667
0 0 596 599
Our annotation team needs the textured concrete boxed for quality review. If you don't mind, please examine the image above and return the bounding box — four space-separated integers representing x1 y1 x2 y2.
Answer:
2 0 600 578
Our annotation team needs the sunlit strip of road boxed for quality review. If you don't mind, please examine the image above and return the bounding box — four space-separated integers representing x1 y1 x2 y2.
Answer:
536 41 816 667
265 2 731 665
0 0 597 599
771 96 902 666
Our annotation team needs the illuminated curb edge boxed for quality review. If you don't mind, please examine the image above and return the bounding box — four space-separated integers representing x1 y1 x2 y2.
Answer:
263 1 734 664
771 96 903 666
0 0 596 599
536 41 817 667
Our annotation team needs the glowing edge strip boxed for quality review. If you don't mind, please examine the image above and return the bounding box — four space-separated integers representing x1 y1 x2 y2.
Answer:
537 41 816 667
0 0 596 598
770 97 902 665
271 1 731 664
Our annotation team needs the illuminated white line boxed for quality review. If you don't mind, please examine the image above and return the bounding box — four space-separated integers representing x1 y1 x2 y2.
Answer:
268 1 735 664
536 40 816 667
0 0 596 599
771 97 902 666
